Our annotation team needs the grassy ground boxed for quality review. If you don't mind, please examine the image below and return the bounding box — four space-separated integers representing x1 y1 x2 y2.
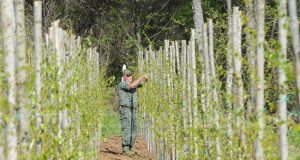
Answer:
289 123 300 160
100 109 143 139
101 110 121 139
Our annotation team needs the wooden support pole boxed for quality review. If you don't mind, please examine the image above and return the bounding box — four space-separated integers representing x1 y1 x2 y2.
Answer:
14 0 29 157
208 19 221 160
169 41 176 160
203 24 210 111
0 0 18 159
278 0 288 159
175 41 181 75
226 14 234 160
181 40 188 156
33 0 43 152
186 42 193 129
245 0 256 117
53 21 66 155
202 23 212 158
255 0 265 159
232 7 247 157
191 29 199 158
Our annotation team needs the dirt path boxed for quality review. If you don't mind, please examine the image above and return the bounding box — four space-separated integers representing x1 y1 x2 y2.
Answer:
98 136 156 160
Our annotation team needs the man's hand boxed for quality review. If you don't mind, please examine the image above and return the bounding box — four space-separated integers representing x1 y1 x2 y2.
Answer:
128 73 149 89
143 74 149 81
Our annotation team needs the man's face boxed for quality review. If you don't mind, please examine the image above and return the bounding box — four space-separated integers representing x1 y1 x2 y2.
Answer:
124 75 133 83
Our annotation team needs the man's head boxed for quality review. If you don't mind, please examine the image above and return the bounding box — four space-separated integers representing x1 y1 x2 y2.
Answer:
122 69 133 82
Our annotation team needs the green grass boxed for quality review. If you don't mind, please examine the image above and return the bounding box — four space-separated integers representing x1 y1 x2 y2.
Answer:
101 110 121 139
289 123 300 160
289 124 300 148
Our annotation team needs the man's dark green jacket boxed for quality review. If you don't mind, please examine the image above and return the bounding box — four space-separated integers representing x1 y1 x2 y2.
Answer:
118 81 140 107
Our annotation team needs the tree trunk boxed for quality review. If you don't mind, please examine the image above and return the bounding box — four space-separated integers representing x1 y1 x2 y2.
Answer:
255 0 265 159
289 0 300 123
134 0 141 44
278 0 288 159
192 0 204 29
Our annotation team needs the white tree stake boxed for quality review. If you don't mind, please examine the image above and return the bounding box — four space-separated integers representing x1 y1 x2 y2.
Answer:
0 0 18 159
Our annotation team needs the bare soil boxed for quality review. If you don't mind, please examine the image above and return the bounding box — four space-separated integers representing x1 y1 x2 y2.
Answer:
98 136 156 160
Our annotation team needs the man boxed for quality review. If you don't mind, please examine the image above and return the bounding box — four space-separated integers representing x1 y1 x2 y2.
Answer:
118 69 148 155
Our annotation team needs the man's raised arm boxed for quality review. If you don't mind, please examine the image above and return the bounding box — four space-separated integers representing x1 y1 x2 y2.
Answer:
128 74 148 89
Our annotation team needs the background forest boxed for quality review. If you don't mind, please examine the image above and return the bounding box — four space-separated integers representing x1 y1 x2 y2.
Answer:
23 0 298 78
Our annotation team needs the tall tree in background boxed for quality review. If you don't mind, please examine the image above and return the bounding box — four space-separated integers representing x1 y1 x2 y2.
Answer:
23 0 194 77
134 0 141 44
192 0 204 29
